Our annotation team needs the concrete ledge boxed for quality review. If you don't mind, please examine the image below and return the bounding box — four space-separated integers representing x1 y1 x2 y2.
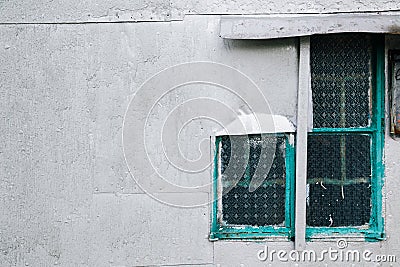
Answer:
220 13 400 39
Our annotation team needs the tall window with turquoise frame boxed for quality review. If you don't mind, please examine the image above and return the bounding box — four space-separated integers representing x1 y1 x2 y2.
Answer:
306 33 385 240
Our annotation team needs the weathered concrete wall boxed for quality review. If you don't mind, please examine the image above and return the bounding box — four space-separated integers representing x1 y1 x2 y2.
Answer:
0 16 298 266
1 1 400 266
1 0 400 22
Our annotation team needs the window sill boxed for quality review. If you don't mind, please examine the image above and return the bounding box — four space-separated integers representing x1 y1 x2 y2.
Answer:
210 226 292 241
306 228 385 242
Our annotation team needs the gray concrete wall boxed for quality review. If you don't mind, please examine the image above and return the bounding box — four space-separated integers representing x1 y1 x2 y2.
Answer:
1 1 400 266
1 0 400 22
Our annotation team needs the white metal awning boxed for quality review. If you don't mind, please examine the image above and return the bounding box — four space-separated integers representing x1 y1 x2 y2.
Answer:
220 13 400 39
214 113 295 136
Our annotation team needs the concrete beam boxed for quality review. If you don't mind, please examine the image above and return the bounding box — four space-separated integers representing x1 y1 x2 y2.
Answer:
220 13 400 39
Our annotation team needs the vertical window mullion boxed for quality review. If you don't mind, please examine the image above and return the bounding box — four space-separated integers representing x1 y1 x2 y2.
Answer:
295 36 311 250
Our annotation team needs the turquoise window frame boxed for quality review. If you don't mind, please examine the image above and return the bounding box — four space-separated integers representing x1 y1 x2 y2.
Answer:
305 34 385 241
210 34 385 242
210 133 295 240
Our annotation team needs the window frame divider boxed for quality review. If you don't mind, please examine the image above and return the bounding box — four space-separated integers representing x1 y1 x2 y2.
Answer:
295 36 311 251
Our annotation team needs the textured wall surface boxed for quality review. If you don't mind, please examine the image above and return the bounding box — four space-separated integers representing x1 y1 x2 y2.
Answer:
1 0 400 22
0 16 298 266
1 1 400 266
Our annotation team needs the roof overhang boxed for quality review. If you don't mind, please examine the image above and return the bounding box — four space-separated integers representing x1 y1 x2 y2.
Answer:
220 13 400 39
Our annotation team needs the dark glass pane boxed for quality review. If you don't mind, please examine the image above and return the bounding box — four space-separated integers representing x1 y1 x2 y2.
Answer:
311 34 372 128
306 184 371 227
306 134 372 227
222 185 285 226
220 134 286 226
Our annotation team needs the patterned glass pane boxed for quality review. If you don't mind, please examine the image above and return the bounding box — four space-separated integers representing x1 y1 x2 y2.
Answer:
311 34 372 128
306 134 372 226
220 134 286 226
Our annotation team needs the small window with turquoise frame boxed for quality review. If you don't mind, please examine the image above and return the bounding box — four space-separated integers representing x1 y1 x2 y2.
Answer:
210 133 295 240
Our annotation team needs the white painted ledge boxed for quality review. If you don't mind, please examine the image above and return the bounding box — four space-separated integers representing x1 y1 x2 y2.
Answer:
214 113 295 136
220 13 400 39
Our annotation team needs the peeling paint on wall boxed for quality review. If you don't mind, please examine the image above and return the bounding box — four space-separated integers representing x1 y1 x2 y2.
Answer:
1 2 400 267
